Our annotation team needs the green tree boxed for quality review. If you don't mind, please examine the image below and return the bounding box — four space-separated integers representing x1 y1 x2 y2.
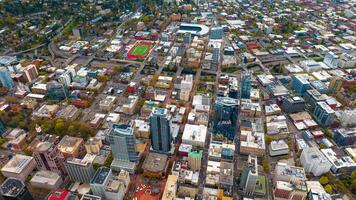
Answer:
324 184 333 194
320 176 329 185
104 153 113 168
261 160 270 173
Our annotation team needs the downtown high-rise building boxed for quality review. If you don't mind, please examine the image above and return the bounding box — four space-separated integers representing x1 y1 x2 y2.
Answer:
33 142 66 177
149 108 172 153
107 123 138 173
213 97 239 140
64 154 96 183
0 67 14 89
240 155 258 195
240 71 252 99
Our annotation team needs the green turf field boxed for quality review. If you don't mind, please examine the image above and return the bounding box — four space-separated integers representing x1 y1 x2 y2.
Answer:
131 44 149 55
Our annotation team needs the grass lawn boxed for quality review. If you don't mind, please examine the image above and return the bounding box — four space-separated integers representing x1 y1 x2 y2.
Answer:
221 66 240 73
254 175 267 195
131 45 149 55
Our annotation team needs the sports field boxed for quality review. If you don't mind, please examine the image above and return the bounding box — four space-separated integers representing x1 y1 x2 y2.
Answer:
127 41 153 60
131 45 150 56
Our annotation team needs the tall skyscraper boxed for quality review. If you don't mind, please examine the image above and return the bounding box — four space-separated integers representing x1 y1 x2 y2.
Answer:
240 155 258 195
240 71 252 99
33 142 66 177
108 124 138 162
149 108 172 153
107 124 138 173
0 68 14 89
213 97 239 140
0 178 34 200
328 77 343 94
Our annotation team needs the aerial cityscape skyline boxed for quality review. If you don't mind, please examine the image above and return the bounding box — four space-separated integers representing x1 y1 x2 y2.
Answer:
0 0 355 200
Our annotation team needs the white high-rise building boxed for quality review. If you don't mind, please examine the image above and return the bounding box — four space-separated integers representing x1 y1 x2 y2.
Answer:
300 147 332 176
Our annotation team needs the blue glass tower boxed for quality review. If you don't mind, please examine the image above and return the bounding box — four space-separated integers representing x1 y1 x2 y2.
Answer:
149 108 172 153
213 97 239 140
0 118 6 136
47 81 69 102
0 68 14 89
240 72 252 99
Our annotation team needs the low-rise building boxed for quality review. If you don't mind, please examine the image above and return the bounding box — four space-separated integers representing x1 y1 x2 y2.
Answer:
58 135 84 158
56 105 80 121
240 131 265 156
85 137 103 154
277 96 305 113
142 152 168 178
306 181 331 200
182 124 207 148
269 140 289 157
122 95 139 115
30 170 63 190
1 154 36 181
333 128 356 147
90 167 128 200
321 148 356 174
0 178 34 200
99 96 116 111
162 175 178 200
273 162 307 200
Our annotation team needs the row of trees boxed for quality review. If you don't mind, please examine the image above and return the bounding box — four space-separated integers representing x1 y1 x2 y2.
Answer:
34 117 95 139
0 106 95 139
320 172 356 196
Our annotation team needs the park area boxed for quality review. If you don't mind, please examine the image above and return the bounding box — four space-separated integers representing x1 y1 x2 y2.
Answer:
127 41 153 60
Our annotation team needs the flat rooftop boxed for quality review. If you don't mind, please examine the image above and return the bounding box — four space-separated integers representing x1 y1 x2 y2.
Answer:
91 167 110 185
81 194 102 200
182 124 207 144
58 135 83 154
111 124 134 136
152 107 168 116
30 170 61 185
275 162 306 180
66 154 96 166
142 152 168 173
0 178 26 197
47 189 69 200
270 140 289 151
1 154 34 174
317 102 335 114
